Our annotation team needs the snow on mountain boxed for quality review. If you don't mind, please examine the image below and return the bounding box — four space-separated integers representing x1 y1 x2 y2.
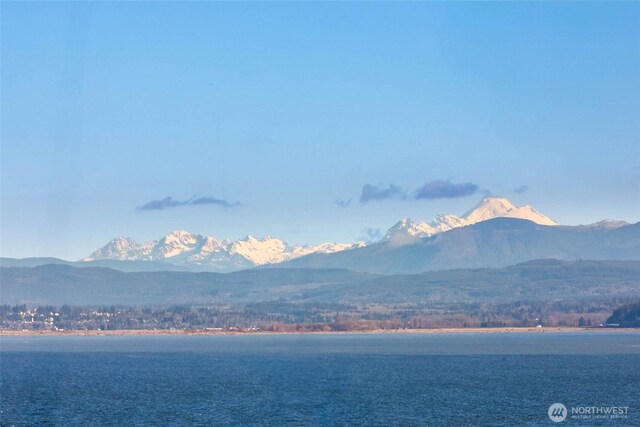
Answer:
84 231 362 271
225 236 366 266
228 235 289 265
184 236 229 263
84 198 559 271
580 220 630 229
462 198 517 224
431 213 469 233
463 198 557 226
383 218 436 241
384 197 558 241
83 237 155 261
150 230 200 259
289 241 366 259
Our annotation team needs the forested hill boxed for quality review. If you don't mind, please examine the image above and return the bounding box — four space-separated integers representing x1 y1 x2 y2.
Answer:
1 259 638 306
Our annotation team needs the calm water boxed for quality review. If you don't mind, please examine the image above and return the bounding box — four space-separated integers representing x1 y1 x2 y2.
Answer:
1 332 639 426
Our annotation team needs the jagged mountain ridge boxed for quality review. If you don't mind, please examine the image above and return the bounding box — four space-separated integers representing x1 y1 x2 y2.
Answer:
384 197 558 241
81 197 630 272
283 218 640 275
84 231 363 272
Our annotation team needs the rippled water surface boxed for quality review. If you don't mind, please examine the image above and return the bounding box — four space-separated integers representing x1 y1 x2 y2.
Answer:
2 332 639 426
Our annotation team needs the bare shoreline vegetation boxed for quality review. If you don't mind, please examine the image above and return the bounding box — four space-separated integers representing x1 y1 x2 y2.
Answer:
3 327 640 337
1 299 637 334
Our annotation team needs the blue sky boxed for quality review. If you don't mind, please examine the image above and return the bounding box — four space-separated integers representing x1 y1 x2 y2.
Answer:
2 2 639 260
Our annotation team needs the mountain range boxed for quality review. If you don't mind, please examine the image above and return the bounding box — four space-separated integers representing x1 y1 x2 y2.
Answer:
383 197 557 241
80 197 577 272
284 218 640 274
83 230 364 272
4 197 636 274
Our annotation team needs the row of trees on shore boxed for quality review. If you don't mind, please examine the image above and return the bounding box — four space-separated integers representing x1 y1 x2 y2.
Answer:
2 299 632 331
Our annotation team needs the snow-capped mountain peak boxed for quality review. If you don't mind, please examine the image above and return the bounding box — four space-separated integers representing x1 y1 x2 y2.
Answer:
384 218 436 240
383 197 558 242
151 230 201 259
463 197 557 226
462 198 517 223
84 231 360 272
431 213 469 233
163 230 196 242
82 236 152 261
83 236 138 261
229 236 288 265
110 236 137 248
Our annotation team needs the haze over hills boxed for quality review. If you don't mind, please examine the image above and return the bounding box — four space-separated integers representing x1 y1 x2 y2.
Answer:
0 257 190 272
1 260 638 306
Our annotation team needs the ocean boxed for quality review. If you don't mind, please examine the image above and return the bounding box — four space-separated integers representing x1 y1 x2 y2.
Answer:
1 332 639 426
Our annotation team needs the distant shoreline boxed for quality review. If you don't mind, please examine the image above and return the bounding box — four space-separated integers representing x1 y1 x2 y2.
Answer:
2 327 639 337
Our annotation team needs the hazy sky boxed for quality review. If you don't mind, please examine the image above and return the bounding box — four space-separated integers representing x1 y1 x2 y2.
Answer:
2 2 639 260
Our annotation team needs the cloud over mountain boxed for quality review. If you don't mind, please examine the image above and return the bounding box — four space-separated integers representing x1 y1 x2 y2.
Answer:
360 184 404 203
190 197 237 208
138 197 185 211
414 180 479 200
137 195 237 211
